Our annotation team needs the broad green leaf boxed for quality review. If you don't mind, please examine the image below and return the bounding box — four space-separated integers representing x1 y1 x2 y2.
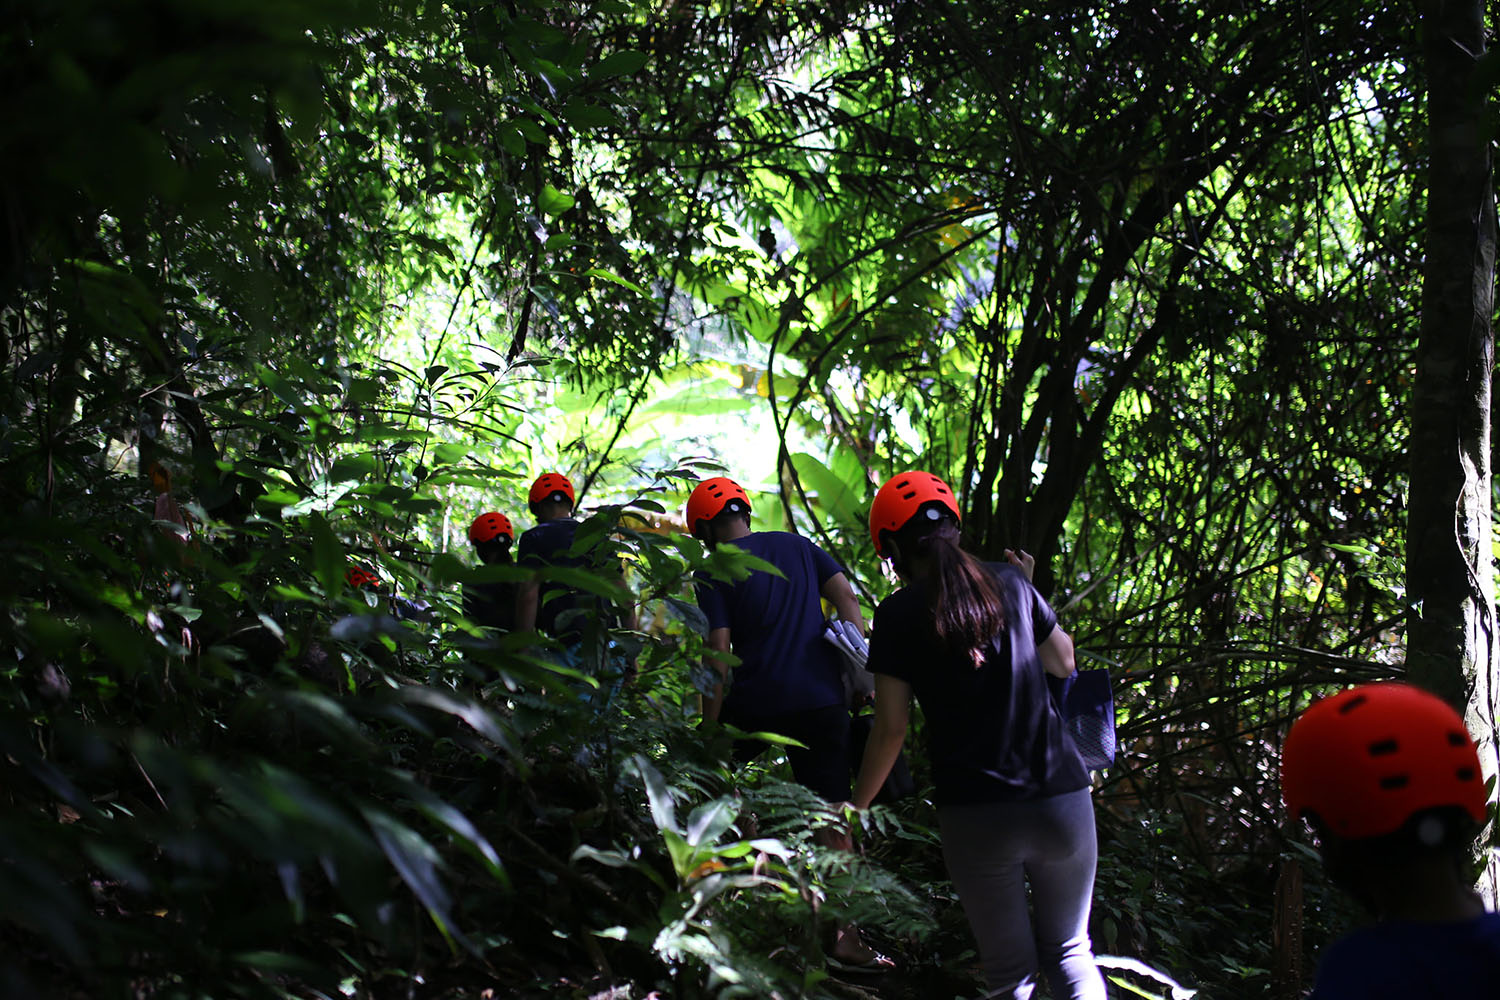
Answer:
591 50 649 80
632 754 678 834
538 184 576 217
362 808 468 953
309 513 344 595
789 451 861 523
561 100 618 129
684 797 738 848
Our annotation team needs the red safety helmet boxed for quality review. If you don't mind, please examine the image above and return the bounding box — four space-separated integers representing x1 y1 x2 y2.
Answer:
869 470 961 557
1281 682 1488 841
468 512 514 545
685 477 752 537
345 564 382 590
528 472 575 508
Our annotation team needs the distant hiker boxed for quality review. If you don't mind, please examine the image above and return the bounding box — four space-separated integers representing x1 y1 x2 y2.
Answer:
1282 682 1499 1000
463 511 518 633
515 473 637 695
686 475 891 974
297 561 386 691
851 471 1104 999
147 460 194 547
345 562 382 594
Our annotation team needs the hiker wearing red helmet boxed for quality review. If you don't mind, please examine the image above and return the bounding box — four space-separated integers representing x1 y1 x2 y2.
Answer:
345 563 382 591
515 473 584 637
515 472 637 682
463 511 517 633
687 475 863 765
852 470 1104 999
1282 682 1499 999
686 475 888 971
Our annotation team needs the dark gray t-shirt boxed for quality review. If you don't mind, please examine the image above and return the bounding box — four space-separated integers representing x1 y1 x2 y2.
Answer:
867 562 1088 805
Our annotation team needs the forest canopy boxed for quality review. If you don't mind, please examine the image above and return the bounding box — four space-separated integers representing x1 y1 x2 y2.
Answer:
2 1 1495 998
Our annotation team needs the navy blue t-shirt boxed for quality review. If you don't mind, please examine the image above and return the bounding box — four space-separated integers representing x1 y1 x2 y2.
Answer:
462 580 516 633
866 562 1088 805
1309 911 1500 999
693 531 846 719
517 518 593 641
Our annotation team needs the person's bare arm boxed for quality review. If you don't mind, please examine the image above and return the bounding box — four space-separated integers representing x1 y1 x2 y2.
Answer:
1004 548 1035 581
1038 625 1076 678
701 627 732 721
820 572 865 633
616 571 639 631
851 674 911 809
515 579 540 633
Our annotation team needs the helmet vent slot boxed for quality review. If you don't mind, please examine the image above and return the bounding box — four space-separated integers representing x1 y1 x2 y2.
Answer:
1367 739 1398 757
1457 767 1476 782
1337 694 1368 714
1448 731 1468 747
1377 774 1409 790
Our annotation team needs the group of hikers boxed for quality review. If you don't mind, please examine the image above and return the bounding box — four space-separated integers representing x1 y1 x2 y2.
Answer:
425 468 1498 999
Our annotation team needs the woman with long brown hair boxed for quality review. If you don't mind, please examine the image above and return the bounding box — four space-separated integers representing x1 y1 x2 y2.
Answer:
852 471 1105 999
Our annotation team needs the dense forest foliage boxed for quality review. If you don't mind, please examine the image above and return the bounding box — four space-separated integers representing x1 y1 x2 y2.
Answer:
3 1 1497 997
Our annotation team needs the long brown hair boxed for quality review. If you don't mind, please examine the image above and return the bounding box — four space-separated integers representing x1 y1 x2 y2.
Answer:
893 516 1006 668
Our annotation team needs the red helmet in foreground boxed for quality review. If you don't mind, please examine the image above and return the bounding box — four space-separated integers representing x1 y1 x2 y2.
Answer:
685 477 752 537
468 512 514 545
869 470 961 557
1281 682 1488 841
528 473 575 508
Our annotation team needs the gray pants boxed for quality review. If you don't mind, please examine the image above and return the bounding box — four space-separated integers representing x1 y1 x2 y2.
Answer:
939 787 1107 1000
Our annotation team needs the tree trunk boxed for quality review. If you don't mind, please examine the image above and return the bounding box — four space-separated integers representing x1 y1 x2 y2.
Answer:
1409 0 1499 902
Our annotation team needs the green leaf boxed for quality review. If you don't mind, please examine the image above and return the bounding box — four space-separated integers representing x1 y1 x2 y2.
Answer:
498 122 526 156
399 779 508 884
392 687 517 758
513 116 546 143
408 233 455 262
662 827 696 880
584 266 650 297
538 184 576 216
561 100 618 129
309 513 344 595
664 597 709 635
433 442 470 465
684 797 738 848
632 754 678 834
789 452 861 523
362 808 470 953
591 50 649 80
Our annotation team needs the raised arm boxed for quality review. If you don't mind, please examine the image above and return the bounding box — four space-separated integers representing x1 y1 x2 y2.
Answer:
820 571 865 633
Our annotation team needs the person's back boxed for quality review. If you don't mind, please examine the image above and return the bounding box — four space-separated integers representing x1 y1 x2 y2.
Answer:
1282 682 1499 1000
686 475 887 972
853 470 1104 998
463 511 517 633
514 473 638 665
1308 911 1500 999
517 515 586 638
696 529 846 719
868 561 1087 805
